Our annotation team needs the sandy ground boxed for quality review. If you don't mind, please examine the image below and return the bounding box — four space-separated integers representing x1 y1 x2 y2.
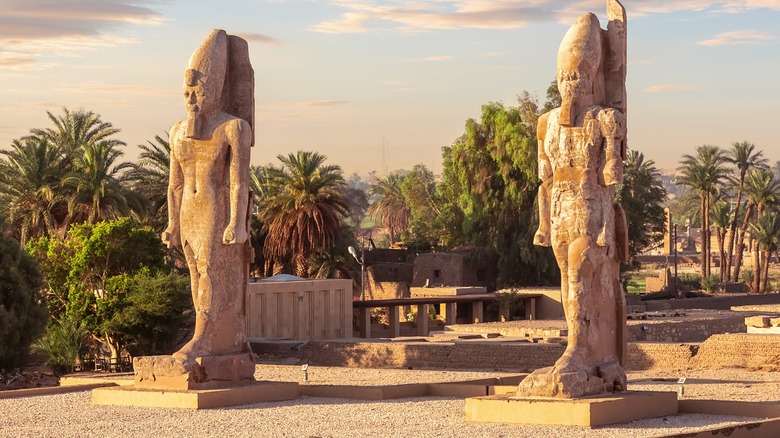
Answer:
1 365 777 437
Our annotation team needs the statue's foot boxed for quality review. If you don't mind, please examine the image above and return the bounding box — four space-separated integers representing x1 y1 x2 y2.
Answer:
517 349 626 398
172 338 210 361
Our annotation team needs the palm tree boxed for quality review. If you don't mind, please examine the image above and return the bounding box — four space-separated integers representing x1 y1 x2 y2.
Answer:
63 141 141 224
0 138 68 243
126 134 170 230
749 212 780 293
736 170 780 292
709 202 732 283
258 151 349 277
723 141 767 281
367 174 410 246
677 146 729 278
29 108 124 155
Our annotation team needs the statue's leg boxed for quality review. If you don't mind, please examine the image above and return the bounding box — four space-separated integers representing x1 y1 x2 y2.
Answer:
551 235 598 374
175 242 248 360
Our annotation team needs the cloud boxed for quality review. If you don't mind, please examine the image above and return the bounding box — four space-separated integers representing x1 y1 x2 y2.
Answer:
235 32 284 45
697 30 777 46
644 84 702 93
311 1 780 33
54 81 173 95
424 55 456 61
311 1 554 33
261 100 351 109
0 0 162 71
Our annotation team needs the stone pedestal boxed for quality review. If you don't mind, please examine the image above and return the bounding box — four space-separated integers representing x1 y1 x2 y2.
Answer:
465 391 678 427
93 380 299 409
133 353 255 390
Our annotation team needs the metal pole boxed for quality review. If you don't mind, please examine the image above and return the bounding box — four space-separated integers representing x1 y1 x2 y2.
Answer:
674 224 678 297
360 248 366 301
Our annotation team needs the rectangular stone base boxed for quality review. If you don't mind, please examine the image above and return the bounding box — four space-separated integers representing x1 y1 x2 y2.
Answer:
92 381 299 409
133 353 255 390
465 391 678 427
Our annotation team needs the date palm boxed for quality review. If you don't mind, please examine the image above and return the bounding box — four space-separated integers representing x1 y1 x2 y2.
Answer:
0 137 68 243
367 174 410 245
63 141 141 224
709 202 732 283
723 141 767 280
677 146 729 278
749 211 780 293
736 169 779 291
258 151 349 277
126 134 170 230
29 107 124 155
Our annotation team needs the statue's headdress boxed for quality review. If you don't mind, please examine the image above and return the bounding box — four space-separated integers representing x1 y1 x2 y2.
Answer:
185 29 255 146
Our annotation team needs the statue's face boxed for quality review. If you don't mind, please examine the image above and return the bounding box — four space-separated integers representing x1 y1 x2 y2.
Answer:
183 68 211 116
557 68 593 103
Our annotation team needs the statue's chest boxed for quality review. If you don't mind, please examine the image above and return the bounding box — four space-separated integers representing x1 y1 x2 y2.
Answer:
176 138 228 169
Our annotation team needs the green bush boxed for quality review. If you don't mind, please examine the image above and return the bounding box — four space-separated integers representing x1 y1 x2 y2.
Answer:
741 270 754 292
680 273 702 290
0 234 48 371
701 274 719 293
31 318 87 374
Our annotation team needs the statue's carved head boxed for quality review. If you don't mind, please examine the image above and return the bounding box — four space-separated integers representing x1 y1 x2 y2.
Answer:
184 29 228 138
556 13 603 126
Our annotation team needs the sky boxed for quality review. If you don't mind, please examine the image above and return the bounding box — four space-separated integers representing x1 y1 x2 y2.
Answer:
1 0 779 177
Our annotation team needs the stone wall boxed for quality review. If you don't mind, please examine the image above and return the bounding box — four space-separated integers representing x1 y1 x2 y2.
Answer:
691 333 780 370
626 316 745 343
644 294 780 311
253 332 780 373
627 343 698 370
365 263 413 300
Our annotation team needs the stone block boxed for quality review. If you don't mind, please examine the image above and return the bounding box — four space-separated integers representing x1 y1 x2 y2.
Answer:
134 353 255 390
745 316 771 328
465 391 678 427
92 381 298 409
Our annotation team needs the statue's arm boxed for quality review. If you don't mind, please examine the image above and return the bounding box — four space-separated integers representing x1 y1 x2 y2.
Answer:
599 109 626 187
534 111 553 247
223 119 252 245
162 122 184 248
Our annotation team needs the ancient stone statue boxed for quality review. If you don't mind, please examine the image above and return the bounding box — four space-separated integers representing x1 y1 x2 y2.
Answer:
517 0 629 398
134 29 256 390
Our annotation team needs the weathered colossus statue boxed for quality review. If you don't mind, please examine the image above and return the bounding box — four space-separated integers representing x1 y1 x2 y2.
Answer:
517 0 629 398
135 29 256 389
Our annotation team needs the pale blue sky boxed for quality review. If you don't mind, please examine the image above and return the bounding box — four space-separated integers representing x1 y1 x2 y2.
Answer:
1 0 779 176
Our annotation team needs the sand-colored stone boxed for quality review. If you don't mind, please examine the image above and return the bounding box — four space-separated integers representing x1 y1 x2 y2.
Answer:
133 353 255 390
465 391 678 427
518 0 629 399
131 29 256 390
745 315 771 328
92 381 298 409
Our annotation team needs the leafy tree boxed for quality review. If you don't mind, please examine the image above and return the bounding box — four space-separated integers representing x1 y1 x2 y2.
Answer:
367 174 410 246
618 150 667 263
258 151 349 276
27 218 186 362
723 141 767 281
0 228 48 370
0 137 68 244
440 100 557 287
401 164 442 248
343 186 369 228
677 145 729 278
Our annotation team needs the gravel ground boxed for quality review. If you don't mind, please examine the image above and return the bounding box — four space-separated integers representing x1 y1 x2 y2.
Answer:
0 366 774 437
